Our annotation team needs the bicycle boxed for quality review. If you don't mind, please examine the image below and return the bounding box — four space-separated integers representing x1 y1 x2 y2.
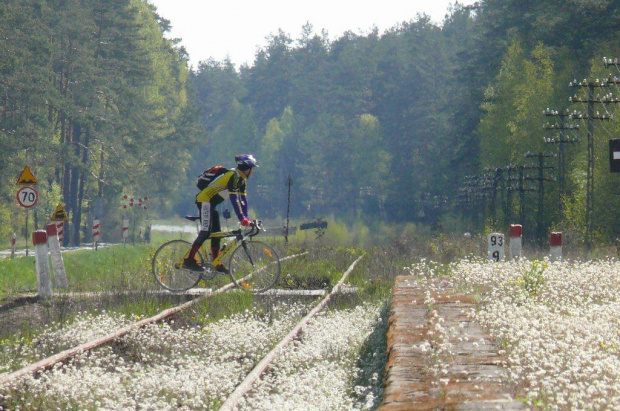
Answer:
152 218 281 293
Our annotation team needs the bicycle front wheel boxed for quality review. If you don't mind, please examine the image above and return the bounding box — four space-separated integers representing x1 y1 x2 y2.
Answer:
228 241 280 293
152 239 204 292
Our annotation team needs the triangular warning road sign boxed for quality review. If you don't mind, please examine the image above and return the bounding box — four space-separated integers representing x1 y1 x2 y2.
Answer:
51 203 68 221
16 166 38 185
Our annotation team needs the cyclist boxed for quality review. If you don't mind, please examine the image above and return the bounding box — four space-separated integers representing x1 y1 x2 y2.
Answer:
183 154 259 272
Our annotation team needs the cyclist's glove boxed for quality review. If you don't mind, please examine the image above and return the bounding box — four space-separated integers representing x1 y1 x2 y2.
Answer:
240 218 252 227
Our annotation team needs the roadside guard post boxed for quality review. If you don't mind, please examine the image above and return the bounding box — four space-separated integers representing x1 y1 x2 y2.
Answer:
509 224 522 259
56 221 65 244
550 232 562 262
488 232 505 262
610 139 620 173
33 230 52 298
51 203 68 245
10 233 16 258
46 224 68 289
122 218 129 243
92 219 100 250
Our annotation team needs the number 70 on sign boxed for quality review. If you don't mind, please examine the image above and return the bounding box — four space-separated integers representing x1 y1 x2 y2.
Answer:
16 186 38 209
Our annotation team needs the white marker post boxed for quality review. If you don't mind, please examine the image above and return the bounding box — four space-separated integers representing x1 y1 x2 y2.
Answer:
122 218 129 243
92 219 100 250
32 230 52 299
10 233 16 258
550 232 562 262
509 224 522 259
488 232 505 262
56 221 64 245
46 224 68 289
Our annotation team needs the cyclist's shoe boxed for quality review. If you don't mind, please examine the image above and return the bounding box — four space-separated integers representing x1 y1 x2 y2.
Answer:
182 258 203 272
214 264 230 274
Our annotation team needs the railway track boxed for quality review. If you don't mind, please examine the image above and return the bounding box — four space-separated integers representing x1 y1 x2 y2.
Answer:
0 252 308 387
219 255 364 410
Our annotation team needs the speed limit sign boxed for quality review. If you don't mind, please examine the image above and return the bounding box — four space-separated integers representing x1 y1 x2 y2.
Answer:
16 186 38 209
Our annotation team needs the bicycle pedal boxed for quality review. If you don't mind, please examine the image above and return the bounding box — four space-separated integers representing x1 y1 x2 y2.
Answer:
215 264 229 274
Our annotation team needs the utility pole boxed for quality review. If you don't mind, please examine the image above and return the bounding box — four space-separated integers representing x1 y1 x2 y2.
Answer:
568 77 617 250
524 152 556 247
503 165 518 223
480 168 506 223
458 175 490 228
542 108 580 211
285 175 292 244
507 164 537 226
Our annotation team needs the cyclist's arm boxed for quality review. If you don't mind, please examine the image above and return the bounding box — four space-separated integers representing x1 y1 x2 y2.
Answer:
228 173 249 221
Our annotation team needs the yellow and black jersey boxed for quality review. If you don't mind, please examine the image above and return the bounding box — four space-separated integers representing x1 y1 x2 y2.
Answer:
196 168 247 206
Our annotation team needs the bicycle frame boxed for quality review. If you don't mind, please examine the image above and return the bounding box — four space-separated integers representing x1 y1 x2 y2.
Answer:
204 223 262 267
211 235 239 267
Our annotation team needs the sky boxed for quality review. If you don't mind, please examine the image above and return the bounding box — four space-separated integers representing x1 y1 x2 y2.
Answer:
147 0 475 69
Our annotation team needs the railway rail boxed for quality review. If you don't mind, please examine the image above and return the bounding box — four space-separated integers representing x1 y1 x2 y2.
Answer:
219 255 364 410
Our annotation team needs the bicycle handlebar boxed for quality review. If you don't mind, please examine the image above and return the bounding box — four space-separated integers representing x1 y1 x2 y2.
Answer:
245 219 263 237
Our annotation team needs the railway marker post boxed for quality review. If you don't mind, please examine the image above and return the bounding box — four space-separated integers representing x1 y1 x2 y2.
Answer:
33 230 52 299
509 224 522 259
550 232 562 262
488 233 505 262
46 223 68 289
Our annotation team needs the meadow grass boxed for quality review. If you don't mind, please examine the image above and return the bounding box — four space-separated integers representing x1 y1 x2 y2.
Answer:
0 243 157 298
0 232 398 372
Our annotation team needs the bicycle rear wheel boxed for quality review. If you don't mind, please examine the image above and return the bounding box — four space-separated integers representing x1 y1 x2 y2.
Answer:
228 241 280 293
152 239 204 292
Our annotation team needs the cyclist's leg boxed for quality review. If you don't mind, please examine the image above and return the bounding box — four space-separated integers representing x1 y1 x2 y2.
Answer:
210 209 221 261
210 210 230 273
186 201 212 262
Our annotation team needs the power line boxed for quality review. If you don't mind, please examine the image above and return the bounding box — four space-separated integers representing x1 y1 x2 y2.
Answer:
542 108 580 212
568 76 619 251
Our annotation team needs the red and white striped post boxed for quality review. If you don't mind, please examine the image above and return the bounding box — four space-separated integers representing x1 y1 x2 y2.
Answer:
33 230 52 298
10 232 16 258
55 221 64 245
122 218 129 243
550 232 562 262
509 224 522 259
46 224 68 289
92 219 100 250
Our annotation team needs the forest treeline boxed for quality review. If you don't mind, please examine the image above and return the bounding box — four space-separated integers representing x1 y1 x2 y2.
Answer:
1 0 619 247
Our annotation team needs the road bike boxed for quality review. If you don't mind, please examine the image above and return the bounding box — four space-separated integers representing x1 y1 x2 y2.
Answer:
152 218 280 293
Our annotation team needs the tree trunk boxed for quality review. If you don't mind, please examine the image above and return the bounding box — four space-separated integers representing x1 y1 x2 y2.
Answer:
76 127 91 243
70 123 82 246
